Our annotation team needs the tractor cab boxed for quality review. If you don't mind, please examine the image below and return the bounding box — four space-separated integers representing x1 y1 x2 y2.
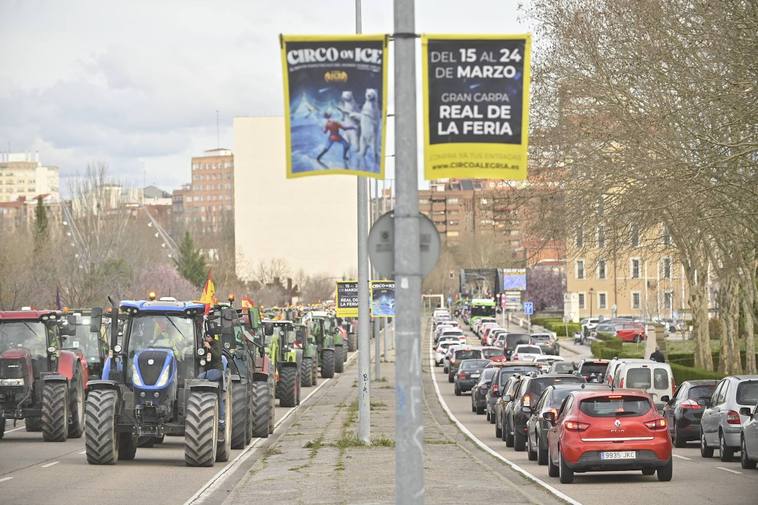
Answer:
302 311 339 378
262 319 302 407
61 308 108 379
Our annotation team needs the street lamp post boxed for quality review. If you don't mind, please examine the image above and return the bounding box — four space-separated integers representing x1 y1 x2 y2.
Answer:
589 287 594 318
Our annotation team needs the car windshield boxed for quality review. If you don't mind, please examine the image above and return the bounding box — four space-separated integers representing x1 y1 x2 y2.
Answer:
461 359 489 370
580 395 652 417
531 335 550 342
0 321 48 358
482 348 501 359
530 377 583 397
626 368 652 389
688 385 716 401
455 349 482 361
481 368 497 382
517 345 541 354
580 363 608 375
736 381 758 405
128 315 195 361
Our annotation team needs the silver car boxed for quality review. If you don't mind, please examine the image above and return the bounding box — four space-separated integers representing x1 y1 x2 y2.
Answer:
741 403 758 469
700 375 758 461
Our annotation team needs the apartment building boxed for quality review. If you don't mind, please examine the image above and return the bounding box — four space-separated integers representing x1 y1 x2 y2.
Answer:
0 152 60 202
184 148 234 236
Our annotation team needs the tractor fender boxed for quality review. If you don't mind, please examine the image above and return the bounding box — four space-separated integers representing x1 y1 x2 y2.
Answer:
186 378 220 394
56 350 79 381
252 372 269 382
86 379 121 394
41 373 68 384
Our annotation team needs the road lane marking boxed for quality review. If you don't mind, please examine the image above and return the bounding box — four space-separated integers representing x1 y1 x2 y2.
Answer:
40 461 59 468
184 350 359 505
4 423 27 434
672 454 692 461
0 477 13 484
428 332 583 505
717 466 742 475
78 450 87 455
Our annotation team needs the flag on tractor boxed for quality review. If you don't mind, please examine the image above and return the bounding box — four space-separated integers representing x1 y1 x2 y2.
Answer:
199 271 216 313
241 296 254 309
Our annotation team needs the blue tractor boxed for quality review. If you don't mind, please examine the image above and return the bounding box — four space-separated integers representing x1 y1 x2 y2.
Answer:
84 298 232 466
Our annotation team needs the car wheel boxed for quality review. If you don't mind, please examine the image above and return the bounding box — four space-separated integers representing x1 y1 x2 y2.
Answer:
720 431 735 461
495 414 502 438
454 384 461 396
486 410 491 422
448 373 454 383
700 429 714 458
558 448 573 483
537 434 548 466
505 420 514 447
642 467 655 476
741 436 757 470
657 459 673 482
471 397 475 412
548 447 559 477
673 426 687 448
476 403 485 415
514 429 526 452
527 431 537 461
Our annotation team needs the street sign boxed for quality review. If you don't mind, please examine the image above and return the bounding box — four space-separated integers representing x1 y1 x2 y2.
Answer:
368 211 440 278
523 301 534 316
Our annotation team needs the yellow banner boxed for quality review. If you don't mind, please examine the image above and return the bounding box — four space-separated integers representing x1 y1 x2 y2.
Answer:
422 34 531 180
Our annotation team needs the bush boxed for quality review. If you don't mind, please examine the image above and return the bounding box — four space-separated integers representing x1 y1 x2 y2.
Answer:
670 363 723 383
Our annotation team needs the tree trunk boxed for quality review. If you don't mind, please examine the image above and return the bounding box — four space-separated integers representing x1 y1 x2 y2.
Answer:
689 272 713 371
741 267 756 373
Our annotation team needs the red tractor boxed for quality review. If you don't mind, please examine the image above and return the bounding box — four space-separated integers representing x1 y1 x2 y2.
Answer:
0 310 89 441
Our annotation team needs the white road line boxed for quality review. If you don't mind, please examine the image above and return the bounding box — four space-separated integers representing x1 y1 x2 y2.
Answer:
183 351 359 505
672 454 692 461
40 461 59 468
0 477 13 484
79 450 87 455
428 333 584 505
716 466 742 475
4 423 27 434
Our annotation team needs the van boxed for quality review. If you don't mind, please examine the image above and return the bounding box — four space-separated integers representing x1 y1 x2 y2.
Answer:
605 358 649 386
613 360 674 409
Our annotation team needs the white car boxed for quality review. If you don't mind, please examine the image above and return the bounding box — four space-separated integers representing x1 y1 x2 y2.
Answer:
510 344 543 362
433 309 450 320
438 328 466 343
434 341 457 366
534 355 565 373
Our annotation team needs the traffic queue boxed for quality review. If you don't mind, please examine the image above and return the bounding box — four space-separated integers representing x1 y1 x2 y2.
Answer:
432 307 758 483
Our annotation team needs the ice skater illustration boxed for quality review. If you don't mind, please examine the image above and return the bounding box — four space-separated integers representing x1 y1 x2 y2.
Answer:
358 88 381 167
315 111 356 164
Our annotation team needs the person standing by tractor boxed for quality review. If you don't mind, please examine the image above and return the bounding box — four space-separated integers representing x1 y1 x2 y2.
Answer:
199 332 225 425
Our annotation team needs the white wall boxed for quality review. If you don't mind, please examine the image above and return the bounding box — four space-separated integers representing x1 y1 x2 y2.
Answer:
233 116 357 280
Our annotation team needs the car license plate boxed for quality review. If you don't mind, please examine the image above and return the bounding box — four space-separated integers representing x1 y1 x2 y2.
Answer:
600 451 636 460
471 373 480 378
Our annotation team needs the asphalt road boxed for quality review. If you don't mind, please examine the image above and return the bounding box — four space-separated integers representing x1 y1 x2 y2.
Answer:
430 321 757 505
0 353 354 505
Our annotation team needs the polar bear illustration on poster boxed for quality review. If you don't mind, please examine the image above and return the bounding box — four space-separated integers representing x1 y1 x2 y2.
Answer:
358 88 381 168
337 90 360 152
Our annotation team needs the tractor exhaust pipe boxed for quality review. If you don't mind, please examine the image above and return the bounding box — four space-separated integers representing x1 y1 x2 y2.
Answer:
107 296 119 349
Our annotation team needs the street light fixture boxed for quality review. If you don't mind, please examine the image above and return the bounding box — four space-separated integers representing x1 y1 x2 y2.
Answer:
589 287 594 318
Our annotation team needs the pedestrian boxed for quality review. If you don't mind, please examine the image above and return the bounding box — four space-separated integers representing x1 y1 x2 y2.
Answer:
649 347 665 363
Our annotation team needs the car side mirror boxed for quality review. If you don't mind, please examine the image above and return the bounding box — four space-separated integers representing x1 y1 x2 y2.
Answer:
521 406 532 414
739 407 752 417
90 307 103 333
660 395 670 403
503 394 512 402
542 411 556 425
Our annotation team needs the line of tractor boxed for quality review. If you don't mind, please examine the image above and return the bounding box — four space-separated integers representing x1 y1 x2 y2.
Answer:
0 295 352 467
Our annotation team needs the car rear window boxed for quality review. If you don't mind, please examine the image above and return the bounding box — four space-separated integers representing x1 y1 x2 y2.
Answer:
736 381 758 405
579 396 652 417
688 385 716 401
455 349 482 361
580 363 608 375
497 367 538 386
626 368 652 389
443 330 463 336
518 345 541 354
439 342 453 349
653 369 669 389
506 334 530 347
549 388 578 408
482 348 501 359
460 359 489 370
529 376 583 397
552 362 575 373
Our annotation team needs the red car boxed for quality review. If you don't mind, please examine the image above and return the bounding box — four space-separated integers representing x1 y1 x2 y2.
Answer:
616 322 646 343
545 389 672 483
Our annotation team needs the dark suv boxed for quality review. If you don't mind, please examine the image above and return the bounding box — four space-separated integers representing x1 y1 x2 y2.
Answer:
486 363 541 425
504 374 585 451
454 359 489 396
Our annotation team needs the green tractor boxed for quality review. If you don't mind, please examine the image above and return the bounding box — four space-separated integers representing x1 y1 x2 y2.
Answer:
303 311 337 378
261 320 301 408
294 322 318 387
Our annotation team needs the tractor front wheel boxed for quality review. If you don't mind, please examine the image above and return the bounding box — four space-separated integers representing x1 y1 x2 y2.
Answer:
251 381 271 438
184 391 218 467
231 382 248 449
85 389 118 464
41 381 68 442
301 357 313 387
216 386 232 462
279 367 298 407
334 346 345 373
348 332 357 352
321 349 335 378
68 367 85 438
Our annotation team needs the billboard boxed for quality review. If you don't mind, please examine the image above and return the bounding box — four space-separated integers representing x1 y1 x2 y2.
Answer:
335 281 359 318
370 280 395 317
501 268 527 291
422 35 531 180
280 35 388 179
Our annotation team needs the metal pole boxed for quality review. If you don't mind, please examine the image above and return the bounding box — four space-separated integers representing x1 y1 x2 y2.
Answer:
372 178 381 378
393 1 423 502
355 0 371 445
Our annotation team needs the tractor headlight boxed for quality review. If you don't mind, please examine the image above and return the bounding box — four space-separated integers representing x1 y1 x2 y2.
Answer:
197 348 205 356
200 359 207 367
0 378 24 386
153 366 171 389
133 371 144 388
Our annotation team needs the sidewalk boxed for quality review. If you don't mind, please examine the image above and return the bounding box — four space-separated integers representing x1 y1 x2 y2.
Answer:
219 330 565 505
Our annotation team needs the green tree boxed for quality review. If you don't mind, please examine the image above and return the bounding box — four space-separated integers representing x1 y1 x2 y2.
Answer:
173 231 207 288
33 197 48 247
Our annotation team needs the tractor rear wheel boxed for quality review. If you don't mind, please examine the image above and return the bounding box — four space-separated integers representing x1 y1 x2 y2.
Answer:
68 367 85 438
41 381 68 442
251 381 271 438
231 382 248 449
25 417 41 431
321 349 335 378
85 389 118 465
184 391 218 467
311 359 318 385
301 357 313 387
118 433 137 460
279 367 297 407
334 346 344 373
216 386 232 462
0 416 5 439
245 394 253 445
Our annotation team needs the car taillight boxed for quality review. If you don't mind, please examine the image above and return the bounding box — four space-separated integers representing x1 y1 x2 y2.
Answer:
727 410 741 425
644 418 668 430
564 421 590 431
680 399 700 410
512 354 519 360
458 372 467 379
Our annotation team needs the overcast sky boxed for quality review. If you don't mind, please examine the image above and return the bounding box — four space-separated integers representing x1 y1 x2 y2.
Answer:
0 0 527 192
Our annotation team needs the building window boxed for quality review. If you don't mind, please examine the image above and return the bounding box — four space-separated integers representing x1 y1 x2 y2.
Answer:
630 225 640 247
630 258 641 279
661 257 671 279
597 226 605 248
631 291 641 309
664 291 673 310
662 225 671 246
578 293 585 309
598 292 607 309
575 226 584 248
575 259 585 279
598 259 606 279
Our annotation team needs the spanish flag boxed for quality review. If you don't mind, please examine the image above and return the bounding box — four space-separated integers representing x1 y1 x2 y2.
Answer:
241 296 254 309
199 271 216 314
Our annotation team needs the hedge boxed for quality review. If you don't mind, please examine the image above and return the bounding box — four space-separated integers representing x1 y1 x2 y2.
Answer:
670 363 723 383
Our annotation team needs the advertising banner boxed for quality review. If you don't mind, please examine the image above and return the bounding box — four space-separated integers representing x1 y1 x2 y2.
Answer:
335 281 359 318
501 268 527 291
281 35 388 179
422 35 531 180
370 280 395 318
